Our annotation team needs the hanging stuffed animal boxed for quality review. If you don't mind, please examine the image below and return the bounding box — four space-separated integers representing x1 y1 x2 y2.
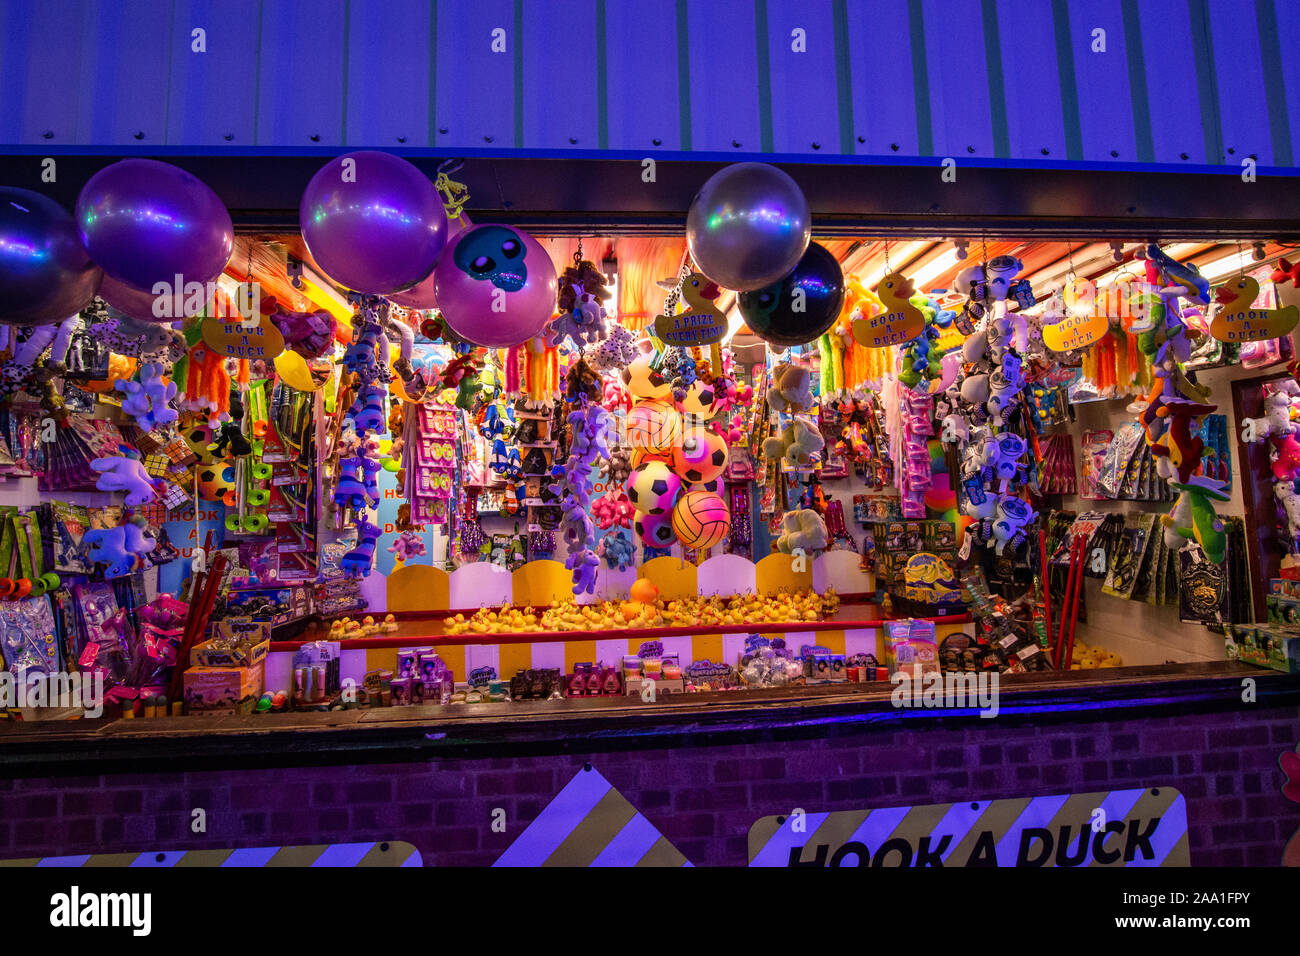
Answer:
115 362 179 432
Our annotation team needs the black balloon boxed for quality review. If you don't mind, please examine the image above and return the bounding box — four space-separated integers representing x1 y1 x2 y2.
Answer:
737 241 845 347
0 187 102 326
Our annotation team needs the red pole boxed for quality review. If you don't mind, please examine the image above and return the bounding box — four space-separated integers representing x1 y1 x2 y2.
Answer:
1063 539 1086 669
1055 536 1078 666
1039 528 1052 654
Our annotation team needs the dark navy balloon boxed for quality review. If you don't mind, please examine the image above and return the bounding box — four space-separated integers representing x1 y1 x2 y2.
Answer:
75 159 232 293
737 241 844 347
300 150 447 295
0 187 102 326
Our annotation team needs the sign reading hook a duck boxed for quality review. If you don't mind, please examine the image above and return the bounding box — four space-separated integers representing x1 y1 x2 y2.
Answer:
852 273 925 348
654 273 728 346
1209 275 1300 344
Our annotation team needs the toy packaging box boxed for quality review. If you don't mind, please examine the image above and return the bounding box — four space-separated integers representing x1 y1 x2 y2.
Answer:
183 660 266 714
1225 624 1300 674
883 619 939 675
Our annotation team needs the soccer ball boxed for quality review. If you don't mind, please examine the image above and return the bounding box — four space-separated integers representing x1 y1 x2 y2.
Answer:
677 379 718 418
671 491 731 550
627 461 681 516
634 509 677 549
197 463 237 503
670 424 729 484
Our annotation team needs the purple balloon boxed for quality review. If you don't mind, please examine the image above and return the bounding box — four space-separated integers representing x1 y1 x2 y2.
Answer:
99 272 204 324
75 159 233 293
0 187 102 326
300 151 447 295
387 214 470 309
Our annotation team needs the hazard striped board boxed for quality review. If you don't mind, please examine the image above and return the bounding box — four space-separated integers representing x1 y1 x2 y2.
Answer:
0 842 422 867
494 765 690 867
748 788 1189 866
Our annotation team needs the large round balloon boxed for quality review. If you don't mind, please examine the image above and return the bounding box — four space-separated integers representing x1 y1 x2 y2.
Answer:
387 213 469 310
433 223 557 348
737 241 845 347
0 187 102 326
98 272 208 323
300 151 447 295
76 159 232 294
686 162 810 292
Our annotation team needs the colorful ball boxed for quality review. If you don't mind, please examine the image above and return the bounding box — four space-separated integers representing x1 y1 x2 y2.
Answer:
634 509 677 549
671 491 731 550
677 379 719 419
628 461 681 516
630 446 672 469
688 478 723 495
627 399 682 455
434 224 557 348
622 354 672 400
670 424 729 484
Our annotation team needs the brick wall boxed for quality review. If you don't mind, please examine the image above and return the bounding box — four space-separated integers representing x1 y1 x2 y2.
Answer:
1 706 1296 866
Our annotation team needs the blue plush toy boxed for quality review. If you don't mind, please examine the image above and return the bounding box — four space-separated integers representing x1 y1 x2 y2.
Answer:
600 527 635 571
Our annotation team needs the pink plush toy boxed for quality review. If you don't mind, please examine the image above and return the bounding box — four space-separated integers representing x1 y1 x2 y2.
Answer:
592 491 635 530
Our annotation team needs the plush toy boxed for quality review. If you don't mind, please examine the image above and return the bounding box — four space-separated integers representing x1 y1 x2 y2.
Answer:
1275 480 1300 544
600 447 633 488
762 415 825 467
602 378 632 414
592 491 636 530
90 455 158 505
348 383 389 436
1162 478 1229 563
990 496 1035 555
269 303 336 359
341 514 383 577
334 452 382 510
343 319 387 380
599 527 636 571
776 508 829 555
113 362 178 432
182 344 232 428
587 325 639 372
84 521 156 578
387 530 427 562
767 361 815 413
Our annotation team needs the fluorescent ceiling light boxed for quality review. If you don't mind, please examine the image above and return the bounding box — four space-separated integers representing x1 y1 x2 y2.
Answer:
1200 250 1256 280
909 248 961 287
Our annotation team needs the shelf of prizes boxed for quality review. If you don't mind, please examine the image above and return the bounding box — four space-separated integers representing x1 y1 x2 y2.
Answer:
1 155 1298 733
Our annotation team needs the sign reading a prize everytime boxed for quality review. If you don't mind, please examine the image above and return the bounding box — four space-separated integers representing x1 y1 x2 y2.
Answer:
653 307 727 347
748 788 1189 867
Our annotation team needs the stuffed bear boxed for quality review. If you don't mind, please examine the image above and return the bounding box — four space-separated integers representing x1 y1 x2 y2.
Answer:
767 362 815 414
763 415 825 468
776 509 829 555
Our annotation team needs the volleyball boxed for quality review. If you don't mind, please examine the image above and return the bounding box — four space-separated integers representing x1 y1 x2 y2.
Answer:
630 445 672 469
671 491 731 550
670 424 729 484
634 509 677 549
627 461 682 516
627 399 682 455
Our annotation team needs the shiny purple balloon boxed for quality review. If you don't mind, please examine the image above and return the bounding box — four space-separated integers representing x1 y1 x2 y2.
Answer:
99 272 202 324
433 223 556 348
75 159 233 293
0 187 102 326
300 151 447 295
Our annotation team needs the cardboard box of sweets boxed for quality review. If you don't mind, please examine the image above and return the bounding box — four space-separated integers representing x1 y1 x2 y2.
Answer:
1226 624 1300 674
183 660 266 714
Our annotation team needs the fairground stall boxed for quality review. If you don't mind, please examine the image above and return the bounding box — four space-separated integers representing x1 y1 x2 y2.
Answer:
0 0 1297 869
